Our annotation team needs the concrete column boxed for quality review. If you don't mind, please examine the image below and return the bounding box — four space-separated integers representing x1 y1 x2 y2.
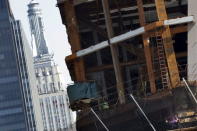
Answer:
188 0 197 81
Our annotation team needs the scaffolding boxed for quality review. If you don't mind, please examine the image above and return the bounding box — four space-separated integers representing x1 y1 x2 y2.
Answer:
56 0 197 130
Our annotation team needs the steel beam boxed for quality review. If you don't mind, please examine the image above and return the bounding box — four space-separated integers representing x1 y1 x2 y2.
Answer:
164 16 194 26
147 25 188 37
101 0 126 104
66 16 194 61
63 1 86 81
155 0 181 88
137 0 156 94
87 52 187 73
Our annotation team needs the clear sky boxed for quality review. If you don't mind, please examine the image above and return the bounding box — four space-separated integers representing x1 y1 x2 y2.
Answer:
9 0 72 85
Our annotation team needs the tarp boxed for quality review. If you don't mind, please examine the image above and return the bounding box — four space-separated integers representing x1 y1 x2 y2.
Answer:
67 82 99 104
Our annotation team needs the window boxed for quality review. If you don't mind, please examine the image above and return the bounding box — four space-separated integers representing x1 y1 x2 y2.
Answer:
50 83 55 92
0 54 5 60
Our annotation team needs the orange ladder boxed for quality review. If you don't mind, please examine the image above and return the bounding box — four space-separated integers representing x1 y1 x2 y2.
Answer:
156 36 170 89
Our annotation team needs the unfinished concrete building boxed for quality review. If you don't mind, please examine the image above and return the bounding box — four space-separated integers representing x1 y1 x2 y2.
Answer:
57 0 197 130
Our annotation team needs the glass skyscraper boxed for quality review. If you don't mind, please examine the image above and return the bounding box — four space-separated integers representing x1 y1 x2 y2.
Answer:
0 0 43 130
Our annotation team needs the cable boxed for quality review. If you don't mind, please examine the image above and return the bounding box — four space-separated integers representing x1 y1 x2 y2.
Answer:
129 94 157 131
183 78 197 105
91 108 109 131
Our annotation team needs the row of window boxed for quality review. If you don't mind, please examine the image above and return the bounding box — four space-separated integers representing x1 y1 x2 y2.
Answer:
40 95 70 130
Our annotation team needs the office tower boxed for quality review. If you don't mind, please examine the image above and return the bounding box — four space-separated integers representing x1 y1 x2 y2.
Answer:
28 0 75 130
0 0 43 130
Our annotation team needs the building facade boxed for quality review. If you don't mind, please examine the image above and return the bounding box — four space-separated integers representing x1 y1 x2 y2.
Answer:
27 0 75 130
0 0 43 130
34 54 74 131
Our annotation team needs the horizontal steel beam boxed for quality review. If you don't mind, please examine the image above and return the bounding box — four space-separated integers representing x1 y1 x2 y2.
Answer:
66 16 194 61
164 16 194 26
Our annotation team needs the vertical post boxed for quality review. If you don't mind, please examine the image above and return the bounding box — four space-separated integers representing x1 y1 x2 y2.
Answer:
155 0 180 88
137 0 156 94
62 1 86 81
188 0 197 81
101 0 126 104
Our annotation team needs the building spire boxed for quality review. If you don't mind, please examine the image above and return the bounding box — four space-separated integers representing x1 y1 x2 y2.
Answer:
27 0 49 56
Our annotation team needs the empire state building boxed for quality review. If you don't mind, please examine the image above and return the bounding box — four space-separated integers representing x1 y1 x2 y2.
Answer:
27 0 75 130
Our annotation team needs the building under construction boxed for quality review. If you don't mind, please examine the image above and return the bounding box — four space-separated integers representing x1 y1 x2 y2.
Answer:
56 0 197 130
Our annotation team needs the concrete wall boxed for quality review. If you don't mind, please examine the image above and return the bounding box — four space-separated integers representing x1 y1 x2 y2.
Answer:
188 0 197 81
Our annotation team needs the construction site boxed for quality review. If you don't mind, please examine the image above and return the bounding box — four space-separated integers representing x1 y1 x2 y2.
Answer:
56 0 197 130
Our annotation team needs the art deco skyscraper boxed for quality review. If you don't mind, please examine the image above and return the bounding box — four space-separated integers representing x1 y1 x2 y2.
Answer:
28 0 49 56
27 0 75 130
0 0 43 130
